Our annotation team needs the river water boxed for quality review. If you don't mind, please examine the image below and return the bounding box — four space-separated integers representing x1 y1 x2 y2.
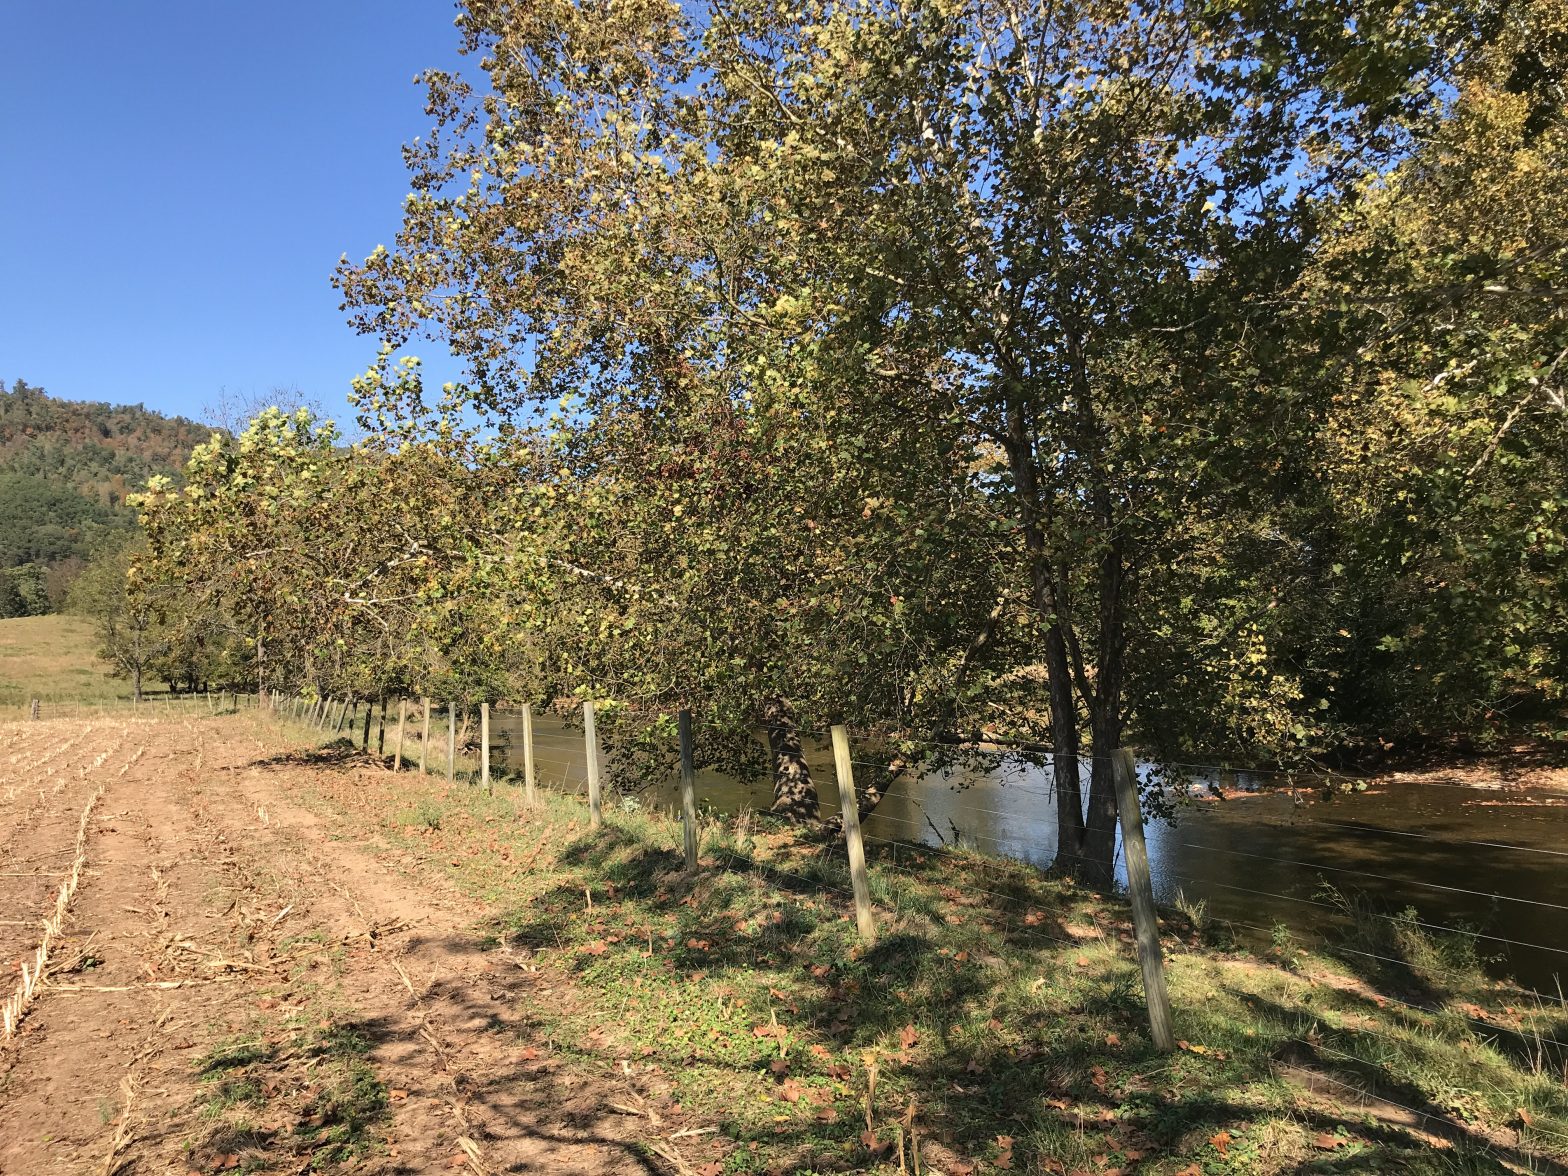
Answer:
481 711 1568 994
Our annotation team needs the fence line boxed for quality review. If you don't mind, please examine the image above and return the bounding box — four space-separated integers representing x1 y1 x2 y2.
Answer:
22 686 1563 1142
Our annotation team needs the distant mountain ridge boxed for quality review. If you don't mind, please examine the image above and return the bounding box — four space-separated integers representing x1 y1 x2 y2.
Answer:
0 378 214 615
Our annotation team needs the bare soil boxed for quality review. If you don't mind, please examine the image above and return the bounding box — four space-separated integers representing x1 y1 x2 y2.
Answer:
0 715 652 1176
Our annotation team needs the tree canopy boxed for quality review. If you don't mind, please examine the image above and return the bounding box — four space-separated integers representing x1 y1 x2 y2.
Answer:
127 0 1567 885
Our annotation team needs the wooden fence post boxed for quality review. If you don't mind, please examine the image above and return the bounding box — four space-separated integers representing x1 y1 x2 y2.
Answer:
1112 748 1175 1052
829 725 877 943
420 698 431 773
336 697 352 735
376 698 388 755
678 709 698 871
29 698 39 721
447 705 456 784
393 699 407 770
584 699 602 829
480 702 492 795
360 702 373 751
521 702 537 808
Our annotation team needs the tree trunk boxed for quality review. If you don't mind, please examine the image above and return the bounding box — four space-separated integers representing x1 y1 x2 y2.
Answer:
132 664 142 703
762 697 819 821
1003 399 1093 878
1076 703 1123 891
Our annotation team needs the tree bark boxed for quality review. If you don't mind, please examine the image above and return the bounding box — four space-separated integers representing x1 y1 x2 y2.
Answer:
762 697 819 821
1002 398 1091 877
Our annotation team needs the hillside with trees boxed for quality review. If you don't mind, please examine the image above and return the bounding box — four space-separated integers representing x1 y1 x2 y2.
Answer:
0 378 212 616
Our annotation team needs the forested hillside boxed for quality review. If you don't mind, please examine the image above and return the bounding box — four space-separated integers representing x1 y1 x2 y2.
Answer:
0 378 211 616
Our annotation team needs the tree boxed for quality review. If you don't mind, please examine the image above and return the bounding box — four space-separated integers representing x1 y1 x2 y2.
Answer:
1285 0 1568 748
136 407 506 708
337 0 1467 880
67 542 163 701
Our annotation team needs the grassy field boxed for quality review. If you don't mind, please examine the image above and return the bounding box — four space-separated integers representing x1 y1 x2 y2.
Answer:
281 731 1568 1176
0 613 128 707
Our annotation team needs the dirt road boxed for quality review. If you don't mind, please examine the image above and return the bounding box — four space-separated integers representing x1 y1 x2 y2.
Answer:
0 715 649 1175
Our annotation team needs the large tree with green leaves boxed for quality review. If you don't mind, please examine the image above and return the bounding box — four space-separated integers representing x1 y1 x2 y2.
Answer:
1282 0 1568 749
339 0 1480 881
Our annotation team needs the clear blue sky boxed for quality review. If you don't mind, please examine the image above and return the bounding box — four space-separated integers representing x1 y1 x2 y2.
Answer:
0 1 467 428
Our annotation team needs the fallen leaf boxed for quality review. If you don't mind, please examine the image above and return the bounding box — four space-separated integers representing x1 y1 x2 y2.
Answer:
1104 1032 1121 1047
389 1088 409 1101
1210 1130 1232 1156
898 1024 919 1050
1313 1133 1347 1150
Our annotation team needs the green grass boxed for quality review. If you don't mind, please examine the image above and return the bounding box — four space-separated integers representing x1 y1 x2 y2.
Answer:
279 751 1568 1176
0 613 129 706
188 1011 388 1171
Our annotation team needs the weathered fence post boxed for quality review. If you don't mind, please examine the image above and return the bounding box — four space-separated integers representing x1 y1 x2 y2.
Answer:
521 702 537 808
829 725 877 943
376 698 388 755
446 705 456 784
419 698 431 773
678 709 698 872
336 696 352 735
29 698 39 721
480 702 492 795
1112 748 1175 1052
393 699 407 771
360 701 373 751
583 699 602 829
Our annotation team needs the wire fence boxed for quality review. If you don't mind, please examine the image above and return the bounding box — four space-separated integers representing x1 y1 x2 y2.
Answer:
18 688 1565 1163
5 691 254 721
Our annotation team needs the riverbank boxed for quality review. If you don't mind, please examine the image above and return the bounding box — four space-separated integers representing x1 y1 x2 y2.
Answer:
1367 743 1568 795
283 728 1568 1174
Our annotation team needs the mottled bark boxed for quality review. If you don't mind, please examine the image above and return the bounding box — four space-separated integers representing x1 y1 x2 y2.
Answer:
763 697 819 821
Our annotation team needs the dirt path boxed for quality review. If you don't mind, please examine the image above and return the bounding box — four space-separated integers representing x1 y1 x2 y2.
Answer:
0 716 650 1176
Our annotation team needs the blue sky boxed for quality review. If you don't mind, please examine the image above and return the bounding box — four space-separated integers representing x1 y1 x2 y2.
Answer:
0 1 468 428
